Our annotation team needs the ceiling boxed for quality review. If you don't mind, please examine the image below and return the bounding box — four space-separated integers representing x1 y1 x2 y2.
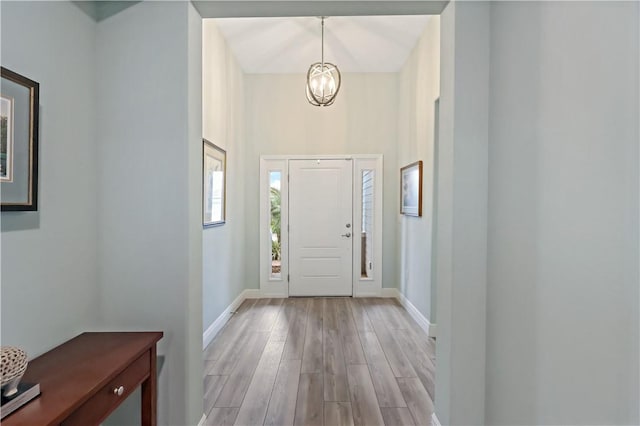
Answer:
192 2 447 19
214 15 433 73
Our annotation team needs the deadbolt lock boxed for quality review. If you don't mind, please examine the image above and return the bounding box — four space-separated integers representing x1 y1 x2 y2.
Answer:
346 224 351 228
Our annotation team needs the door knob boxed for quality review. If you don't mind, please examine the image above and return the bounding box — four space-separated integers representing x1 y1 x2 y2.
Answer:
341 232 351 238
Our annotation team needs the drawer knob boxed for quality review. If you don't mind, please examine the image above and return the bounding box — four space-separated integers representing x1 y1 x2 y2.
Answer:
113 385 124 396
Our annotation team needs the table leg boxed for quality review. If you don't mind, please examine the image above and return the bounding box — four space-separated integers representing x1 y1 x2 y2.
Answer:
141 345 157 426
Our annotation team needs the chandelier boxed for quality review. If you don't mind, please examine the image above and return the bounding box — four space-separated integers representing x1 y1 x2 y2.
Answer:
305 17 341 107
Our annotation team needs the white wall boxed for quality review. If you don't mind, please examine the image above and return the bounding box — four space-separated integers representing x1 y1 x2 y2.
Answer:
202 20 247 332
396 16 440 322
486 2 639 424
0 1 99 356
96 2 202 425
244 73 398 290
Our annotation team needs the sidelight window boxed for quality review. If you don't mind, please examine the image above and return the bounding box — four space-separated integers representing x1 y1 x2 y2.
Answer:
361 170 374 278
269 171 282 279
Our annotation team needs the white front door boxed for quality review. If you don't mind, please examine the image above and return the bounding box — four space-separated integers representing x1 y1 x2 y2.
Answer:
288 159 353 296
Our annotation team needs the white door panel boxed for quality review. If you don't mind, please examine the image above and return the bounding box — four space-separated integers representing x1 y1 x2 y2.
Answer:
289 159 353 296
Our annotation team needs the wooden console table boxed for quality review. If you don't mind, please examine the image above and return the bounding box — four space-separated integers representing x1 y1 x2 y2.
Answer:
3 332 163 426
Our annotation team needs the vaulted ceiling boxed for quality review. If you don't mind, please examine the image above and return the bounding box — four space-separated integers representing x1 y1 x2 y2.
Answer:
213 15 433 73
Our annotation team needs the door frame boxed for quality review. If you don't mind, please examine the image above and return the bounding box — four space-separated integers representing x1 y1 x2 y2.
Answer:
259 154 383 298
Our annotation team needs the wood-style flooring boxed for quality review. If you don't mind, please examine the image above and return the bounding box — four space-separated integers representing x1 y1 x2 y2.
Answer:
203 297 436 426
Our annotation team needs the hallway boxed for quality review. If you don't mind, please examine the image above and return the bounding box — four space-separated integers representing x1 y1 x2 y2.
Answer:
203 297 436 426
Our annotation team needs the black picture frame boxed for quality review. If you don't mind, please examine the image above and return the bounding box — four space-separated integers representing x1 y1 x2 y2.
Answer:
1 67 39 211
203 139 226 227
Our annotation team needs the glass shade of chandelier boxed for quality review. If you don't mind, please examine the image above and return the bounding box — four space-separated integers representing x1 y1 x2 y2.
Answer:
306 17 341 107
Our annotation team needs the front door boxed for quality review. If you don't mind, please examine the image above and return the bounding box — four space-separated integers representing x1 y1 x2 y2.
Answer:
288 159 353 296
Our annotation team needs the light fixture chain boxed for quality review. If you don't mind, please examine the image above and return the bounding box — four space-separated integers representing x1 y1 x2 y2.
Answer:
321 17 325 69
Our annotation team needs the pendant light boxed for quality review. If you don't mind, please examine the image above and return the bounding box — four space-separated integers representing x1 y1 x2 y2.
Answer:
306 17 341 107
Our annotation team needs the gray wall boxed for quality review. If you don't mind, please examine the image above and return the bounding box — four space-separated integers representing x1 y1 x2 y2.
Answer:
435 3 639 424
95 2 203 425
186 5 205 423
486 2 639 424
435 2 491 424
396 16 440 322
202 20 248 332
2 3 204 424
0 1 99 357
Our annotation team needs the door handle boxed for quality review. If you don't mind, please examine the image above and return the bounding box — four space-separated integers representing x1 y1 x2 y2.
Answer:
341 232 351 238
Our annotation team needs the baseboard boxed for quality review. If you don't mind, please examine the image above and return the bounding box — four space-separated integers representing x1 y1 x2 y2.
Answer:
197 414 206 426
383 288 437 338
431 412 442 426
203 289 256 350
429 323 437 337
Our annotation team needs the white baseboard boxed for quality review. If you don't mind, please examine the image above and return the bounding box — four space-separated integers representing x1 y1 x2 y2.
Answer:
429 323 437 337
203 289 257 350
382 288 437 338
431 412 442 426
197 414 206 426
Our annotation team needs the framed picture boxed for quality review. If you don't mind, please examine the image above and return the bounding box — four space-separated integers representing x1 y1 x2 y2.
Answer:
1 95 14 183
1 67 39 211
203 139 226 227
400 160 423 217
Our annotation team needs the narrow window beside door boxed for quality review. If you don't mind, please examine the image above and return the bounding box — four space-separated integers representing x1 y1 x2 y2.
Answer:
270 171 282 279
361 170 374 278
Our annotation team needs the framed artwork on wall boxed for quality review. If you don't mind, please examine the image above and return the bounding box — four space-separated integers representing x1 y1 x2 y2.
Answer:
203 139 226 227
400 160 423 217
1 67 39 211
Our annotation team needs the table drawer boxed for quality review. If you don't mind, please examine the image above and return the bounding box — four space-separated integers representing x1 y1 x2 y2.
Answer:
61 352 150 426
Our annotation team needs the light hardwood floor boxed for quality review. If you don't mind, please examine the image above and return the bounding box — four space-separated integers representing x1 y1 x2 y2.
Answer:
203 297 436 426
